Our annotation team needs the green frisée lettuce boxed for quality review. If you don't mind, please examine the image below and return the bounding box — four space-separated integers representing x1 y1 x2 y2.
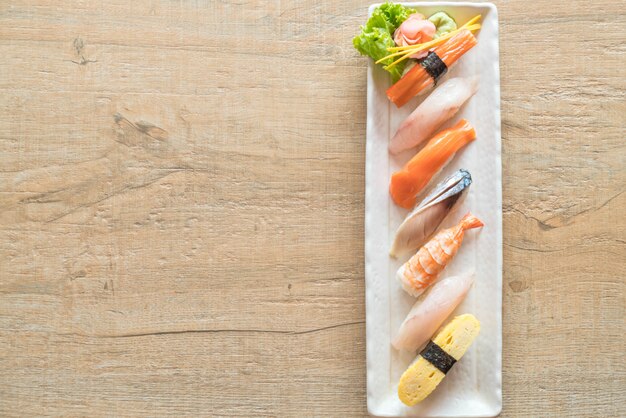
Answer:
352 2 416 82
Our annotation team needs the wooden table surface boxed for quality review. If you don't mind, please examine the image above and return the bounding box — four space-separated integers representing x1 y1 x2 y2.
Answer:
1 1 624 416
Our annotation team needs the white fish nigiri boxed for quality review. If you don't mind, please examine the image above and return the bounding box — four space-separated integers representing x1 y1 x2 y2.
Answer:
392 274 473 352
389 77 479 155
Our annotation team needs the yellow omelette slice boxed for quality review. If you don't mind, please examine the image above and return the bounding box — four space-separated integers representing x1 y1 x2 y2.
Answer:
398 314 481 406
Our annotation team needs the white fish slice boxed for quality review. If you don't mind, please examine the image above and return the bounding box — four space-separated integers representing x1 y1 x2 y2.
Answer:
390 169 472 258
392 274 474 352
389 77 479 155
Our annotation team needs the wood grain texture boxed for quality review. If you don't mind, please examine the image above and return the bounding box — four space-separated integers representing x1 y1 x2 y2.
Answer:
0 1 624 416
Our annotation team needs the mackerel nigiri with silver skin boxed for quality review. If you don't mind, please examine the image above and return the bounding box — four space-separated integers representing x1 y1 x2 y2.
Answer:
390 169 472 258
389 77 478 155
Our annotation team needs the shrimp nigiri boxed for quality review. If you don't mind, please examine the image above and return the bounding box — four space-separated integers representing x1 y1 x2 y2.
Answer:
390 119 476 209
389 77 478 155
397 213 483 297
393 274 473 352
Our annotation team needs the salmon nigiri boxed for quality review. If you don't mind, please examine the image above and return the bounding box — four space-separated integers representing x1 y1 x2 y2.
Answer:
390 119 476 209
397 213 483 297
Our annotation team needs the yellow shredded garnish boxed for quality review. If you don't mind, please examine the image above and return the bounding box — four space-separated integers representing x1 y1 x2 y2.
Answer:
382 24 480 70
377 15 482 70
462 14 482 28
386 15 481 52
375 23 480 64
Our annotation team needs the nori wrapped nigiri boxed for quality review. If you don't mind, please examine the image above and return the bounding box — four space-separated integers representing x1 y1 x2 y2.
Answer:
387 29 477 107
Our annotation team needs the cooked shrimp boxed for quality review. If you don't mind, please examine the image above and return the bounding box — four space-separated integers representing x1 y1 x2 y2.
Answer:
397 213 483 297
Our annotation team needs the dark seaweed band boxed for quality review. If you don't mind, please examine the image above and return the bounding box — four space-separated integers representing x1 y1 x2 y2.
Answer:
419 51 448 84
420 341 457 374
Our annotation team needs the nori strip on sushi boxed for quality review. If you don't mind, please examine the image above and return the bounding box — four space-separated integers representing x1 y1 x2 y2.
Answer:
420 340 457 374
419 51 448 85
388 30 477 107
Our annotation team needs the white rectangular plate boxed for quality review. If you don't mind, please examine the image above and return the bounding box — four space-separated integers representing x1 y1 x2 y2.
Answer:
364 3 502 417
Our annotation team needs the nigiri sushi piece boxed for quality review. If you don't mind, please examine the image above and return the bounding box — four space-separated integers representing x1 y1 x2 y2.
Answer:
398 314 480 405
387 29 478 107
390 119 476 209
393 274 473 352
389 77 478 155
398 213 483 297
390 169 471 258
